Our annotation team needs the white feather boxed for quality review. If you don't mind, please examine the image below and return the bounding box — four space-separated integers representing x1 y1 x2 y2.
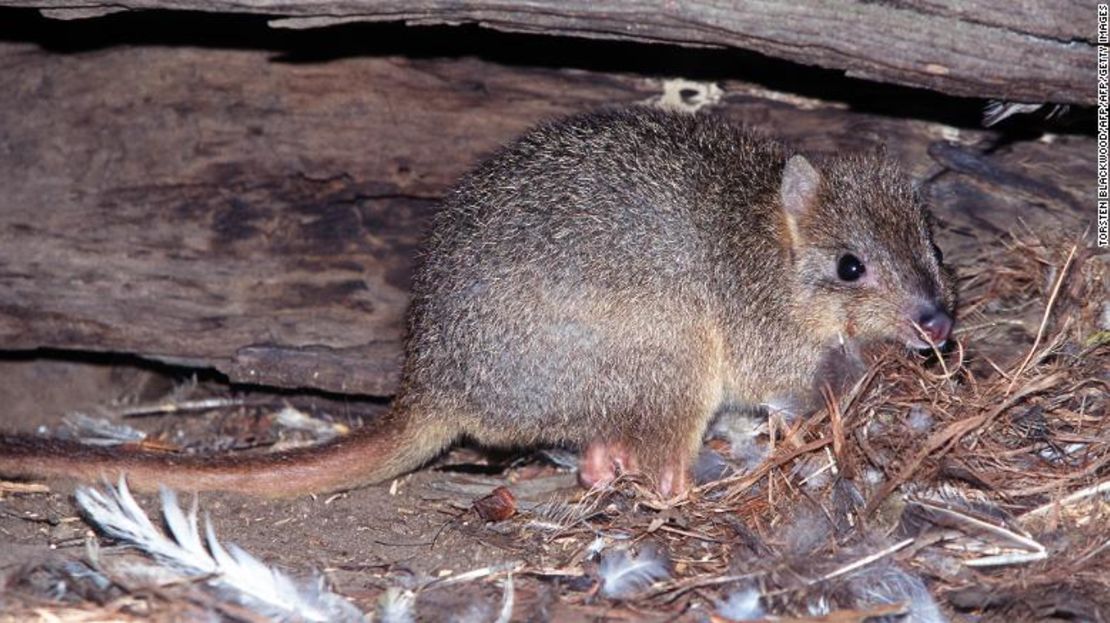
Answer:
847 564 946 623
204 516 237 571
906 406 934 433
527 498 591 532
597 544 670 599
863 467 885 486
494 574 515 623
792 455 832 490
375 587 415 623
730 439 771 473
982 101 1042 126
160 488 206 560
75 478 364 622
584 536 607 558
779 505 831 556
61 412 147 446
716 585 764 621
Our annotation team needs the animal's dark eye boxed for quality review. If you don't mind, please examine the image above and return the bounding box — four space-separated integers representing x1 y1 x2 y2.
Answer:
837 254 866 282
931 242 944 264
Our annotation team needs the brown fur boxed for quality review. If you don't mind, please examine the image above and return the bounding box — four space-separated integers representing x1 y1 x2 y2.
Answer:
0 108 956 496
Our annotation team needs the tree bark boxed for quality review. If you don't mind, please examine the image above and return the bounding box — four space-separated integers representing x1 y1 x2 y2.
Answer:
4 0 1093 105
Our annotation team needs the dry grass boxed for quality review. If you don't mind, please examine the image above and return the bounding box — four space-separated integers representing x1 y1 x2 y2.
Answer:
508 232 1109 620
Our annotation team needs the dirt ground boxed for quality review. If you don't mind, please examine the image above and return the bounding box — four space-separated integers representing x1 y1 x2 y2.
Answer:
0 356 559 617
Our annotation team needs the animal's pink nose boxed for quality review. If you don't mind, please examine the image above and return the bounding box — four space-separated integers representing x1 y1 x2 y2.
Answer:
916 307 953 346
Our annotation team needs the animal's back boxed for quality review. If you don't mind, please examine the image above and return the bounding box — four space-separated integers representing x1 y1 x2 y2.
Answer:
423 109 783 290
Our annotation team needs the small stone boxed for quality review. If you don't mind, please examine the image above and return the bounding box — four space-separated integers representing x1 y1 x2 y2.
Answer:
473 486 517 522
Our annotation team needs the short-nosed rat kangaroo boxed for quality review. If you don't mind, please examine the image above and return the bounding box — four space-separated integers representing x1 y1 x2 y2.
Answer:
0 108 955 497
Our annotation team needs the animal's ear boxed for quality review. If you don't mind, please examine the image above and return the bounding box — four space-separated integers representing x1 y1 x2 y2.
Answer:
780 155 821 219
779 155 822 247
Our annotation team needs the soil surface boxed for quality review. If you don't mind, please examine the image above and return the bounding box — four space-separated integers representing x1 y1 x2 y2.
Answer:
0 355 603 619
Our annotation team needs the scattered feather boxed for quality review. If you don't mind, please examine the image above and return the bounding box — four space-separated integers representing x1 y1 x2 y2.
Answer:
709 407 763 448
273 405 344 442
862 467 885 486
537 448 580 470
427 561 523 589
846 564 945 623
730 439 771 473
584 536 607 558
982 101 1043 126
597 544 670 599
60 412 147 446
1037 441 1088 464
694 448 733 484
75 478 364 622
905 406 934 433
909 495 1047 567
8 558 117 604
527 497 595 532
792 454 832 490
494 573 515 623
716 585 765 621
982 101 1068 126
806 594 832 617
908 483 1009 522
710 409 771 472
779 505 832 556
375 587 415 623
762 396 807 423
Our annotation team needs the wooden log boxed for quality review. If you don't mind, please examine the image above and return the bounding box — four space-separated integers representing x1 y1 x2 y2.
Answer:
0 40 655 395
0 0 1093 105
0 24 1093 395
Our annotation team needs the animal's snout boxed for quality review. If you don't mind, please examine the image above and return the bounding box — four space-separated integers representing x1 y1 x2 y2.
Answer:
915 306 953 346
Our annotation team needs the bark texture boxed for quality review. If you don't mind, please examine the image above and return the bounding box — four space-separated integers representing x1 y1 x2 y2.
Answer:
3 0 1095 105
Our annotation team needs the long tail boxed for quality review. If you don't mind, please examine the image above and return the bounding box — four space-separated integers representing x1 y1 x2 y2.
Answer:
0 409 454 497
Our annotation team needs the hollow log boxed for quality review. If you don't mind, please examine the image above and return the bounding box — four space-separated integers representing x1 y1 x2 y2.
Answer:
0 0 1093 105
0 17 1093 395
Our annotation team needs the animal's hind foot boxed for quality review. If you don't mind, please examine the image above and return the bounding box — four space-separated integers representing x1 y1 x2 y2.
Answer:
577 439 689 498
578 439 638 489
